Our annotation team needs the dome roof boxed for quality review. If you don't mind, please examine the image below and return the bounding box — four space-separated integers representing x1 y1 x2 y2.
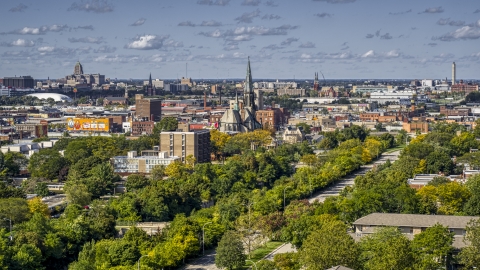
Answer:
26 93 73 102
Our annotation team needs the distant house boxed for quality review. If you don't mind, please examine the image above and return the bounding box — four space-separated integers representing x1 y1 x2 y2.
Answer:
353 213 479 248
282 126 305 144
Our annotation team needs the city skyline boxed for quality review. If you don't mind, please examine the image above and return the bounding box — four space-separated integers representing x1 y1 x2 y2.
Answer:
1 0 479 80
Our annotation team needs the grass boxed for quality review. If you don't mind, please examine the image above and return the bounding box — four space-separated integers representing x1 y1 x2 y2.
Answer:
243 241 284 268
385 145 406 153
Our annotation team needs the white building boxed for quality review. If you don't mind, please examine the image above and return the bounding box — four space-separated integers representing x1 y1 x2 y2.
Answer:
143 79 164 88
111 150 180 174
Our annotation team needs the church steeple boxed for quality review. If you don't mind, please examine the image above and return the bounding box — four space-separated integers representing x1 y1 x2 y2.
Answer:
244 57 256 111
148 73 152 87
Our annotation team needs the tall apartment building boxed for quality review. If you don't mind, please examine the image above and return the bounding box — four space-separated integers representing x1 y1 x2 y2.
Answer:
135 94 162 121
3 76 34 88
159 130 211 163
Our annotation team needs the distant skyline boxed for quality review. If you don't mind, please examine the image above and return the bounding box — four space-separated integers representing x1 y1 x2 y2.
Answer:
1 0 480 80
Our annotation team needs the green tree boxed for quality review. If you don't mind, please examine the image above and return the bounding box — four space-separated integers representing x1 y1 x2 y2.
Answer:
64 183 92 206
0 198 30 224
125 174 149 191
465 175 480 215
459 219 480 269
299 219 359 270
359 227 413 270
425 151 455 175
296 123 311 134
154 117 178 133
28 149 68 180
411 224 454 269
215 231 246 270
10 244 44 270
436 181 470 215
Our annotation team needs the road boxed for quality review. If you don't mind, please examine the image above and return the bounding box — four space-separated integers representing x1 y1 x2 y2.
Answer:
182 250 219 270
308 150 401 204
181 151 401 269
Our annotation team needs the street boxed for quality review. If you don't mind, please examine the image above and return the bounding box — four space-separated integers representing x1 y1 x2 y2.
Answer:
309 150 401 203
181 150 402 269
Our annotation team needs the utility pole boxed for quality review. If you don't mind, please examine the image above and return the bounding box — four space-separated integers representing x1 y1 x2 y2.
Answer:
202 222 212 255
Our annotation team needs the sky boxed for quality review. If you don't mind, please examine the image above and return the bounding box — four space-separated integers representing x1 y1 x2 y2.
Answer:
1 0 480 80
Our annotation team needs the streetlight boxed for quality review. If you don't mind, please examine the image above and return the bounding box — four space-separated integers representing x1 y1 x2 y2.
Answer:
137 254 149 270
202 222 212 255
246 259 258 270
3 218 12 241
283 186 291 210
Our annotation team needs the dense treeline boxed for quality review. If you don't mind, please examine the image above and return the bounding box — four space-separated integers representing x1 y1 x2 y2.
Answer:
0 125 396 269
8 122 480 269
251 123 480 269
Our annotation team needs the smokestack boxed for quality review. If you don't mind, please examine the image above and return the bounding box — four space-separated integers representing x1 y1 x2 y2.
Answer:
452 62 456 86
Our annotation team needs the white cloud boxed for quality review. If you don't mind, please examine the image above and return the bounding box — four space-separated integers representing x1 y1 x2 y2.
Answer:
299 42 315 48
389 9 412 15
281 37 299 46
314 13 332 18
197 0 230 6
199 25 298 42
178 21 196 27
262 14 281 20
68 37 104 44
1 39 36 47
94 45 116 53
265 1 278 7
9 3 28 12
235 9 261 23
242 0 261 6
437 18 465 27
362 50 375 58
68 0 114 13
200 20 223 27
419 6 444 14
224 45 239 51
125 35 169 50
435 24 480 41
130 18 146 26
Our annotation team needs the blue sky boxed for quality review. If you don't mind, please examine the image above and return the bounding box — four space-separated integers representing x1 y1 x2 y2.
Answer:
1 0 479 80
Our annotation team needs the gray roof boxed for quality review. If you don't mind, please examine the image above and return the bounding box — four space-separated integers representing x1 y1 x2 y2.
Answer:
326 266 354 270
354 213 479 229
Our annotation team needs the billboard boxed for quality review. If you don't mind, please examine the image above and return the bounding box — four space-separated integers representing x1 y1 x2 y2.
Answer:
67 118 110 132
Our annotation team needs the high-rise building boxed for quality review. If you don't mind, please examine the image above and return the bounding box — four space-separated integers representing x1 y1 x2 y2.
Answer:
159 130 211 163
452 62 456 86
74 61 84 75
314 72 319 91
3 76 35 88
135 94 162 121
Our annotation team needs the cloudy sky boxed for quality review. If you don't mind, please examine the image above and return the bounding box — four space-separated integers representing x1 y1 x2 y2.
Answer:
1 0 480 80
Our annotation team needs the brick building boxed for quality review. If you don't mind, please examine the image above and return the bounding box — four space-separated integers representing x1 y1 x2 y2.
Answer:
131 121 155 136
159 130 211 163
135 94 162 121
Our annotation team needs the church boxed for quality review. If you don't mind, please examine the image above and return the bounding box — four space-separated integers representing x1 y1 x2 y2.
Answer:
219 58 262 133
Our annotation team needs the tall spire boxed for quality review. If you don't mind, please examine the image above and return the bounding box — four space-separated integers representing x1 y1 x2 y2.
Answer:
149 73 152 86
246 56 253 93
244 57 256 110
